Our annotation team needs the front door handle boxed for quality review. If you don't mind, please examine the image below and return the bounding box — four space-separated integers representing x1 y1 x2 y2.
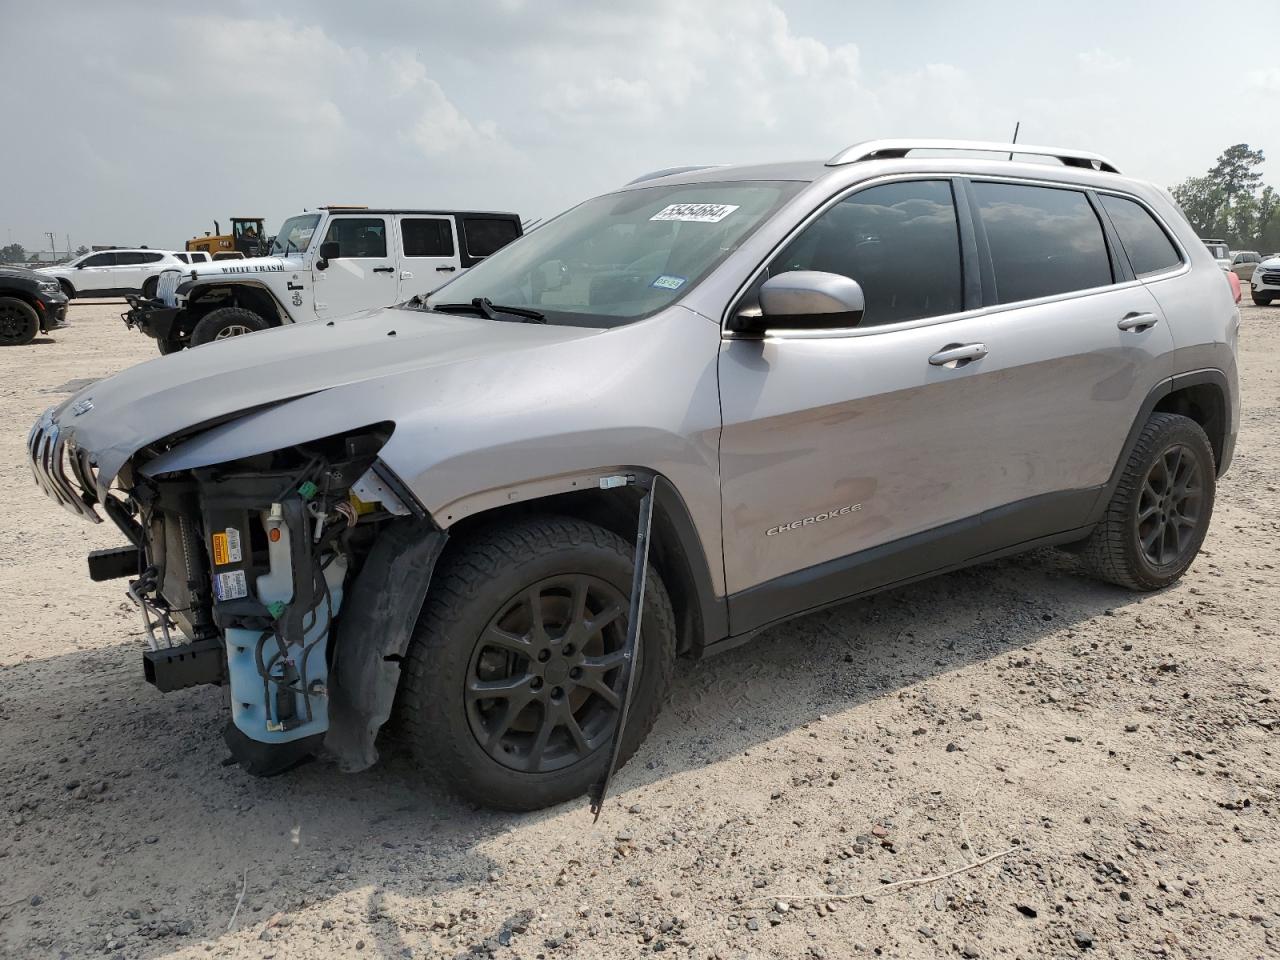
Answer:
1117 311 1159 331
436 265 457 272
372 266 395 274
928 342 988 367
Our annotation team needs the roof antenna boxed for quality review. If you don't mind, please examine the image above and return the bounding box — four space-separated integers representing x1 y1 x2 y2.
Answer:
1008 121 1020 160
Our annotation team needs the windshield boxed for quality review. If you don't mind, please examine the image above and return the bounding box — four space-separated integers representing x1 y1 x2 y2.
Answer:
270 214 321 256
425 181 804 327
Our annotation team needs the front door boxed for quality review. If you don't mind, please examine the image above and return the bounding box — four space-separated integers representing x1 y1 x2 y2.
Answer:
75 252 118 293
718 179 989 628
394 215 461 300
312 215 397 319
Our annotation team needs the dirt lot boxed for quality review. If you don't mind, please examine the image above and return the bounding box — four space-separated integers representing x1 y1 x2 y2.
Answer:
0 301 1277 960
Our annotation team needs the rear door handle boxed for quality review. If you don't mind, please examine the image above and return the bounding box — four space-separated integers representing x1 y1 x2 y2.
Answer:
436 265 457 273
372 266 395 274
928 342 988 367
1117 312 1159 331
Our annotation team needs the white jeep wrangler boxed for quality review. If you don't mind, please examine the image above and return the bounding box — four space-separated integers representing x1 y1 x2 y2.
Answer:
125 206 523 352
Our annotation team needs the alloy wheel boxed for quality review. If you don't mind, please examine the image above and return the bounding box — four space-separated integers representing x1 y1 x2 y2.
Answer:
1137 443 1204 568
214 324 253 340
0 303 35 344
465 574 629 773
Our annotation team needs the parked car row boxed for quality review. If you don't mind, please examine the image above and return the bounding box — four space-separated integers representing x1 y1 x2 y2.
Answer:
27 139 1241 811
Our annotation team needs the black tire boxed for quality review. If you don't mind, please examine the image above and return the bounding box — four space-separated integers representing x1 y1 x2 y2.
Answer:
398 515 676 811
1252 293 1273 306
58 279 75 299
0 296 40 346
1081 413 1215 591
156 335 181 355
141 276 158 299
190 306 268 346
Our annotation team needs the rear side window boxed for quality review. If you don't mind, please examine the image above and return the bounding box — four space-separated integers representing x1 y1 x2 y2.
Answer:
463 217 520 258
114 252 144 265
973 182 1112 303
173 253 189 263
767 180 964 326
1099 195 1182 278
323 217 387 258
81 253 116 267
401 218 455 257
137 252 165 264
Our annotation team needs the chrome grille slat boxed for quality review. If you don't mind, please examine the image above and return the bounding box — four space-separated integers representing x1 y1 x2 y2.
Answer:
27 411 102 523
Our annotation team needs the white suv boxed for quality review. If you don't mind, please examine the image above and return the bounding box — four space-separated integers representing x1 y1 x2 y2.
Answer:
39 249 189 299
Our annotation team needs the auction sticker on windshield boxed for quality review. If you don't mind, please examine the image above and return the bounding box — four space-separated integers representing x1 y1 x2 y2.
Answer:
650 203 740 223
651 275 686 290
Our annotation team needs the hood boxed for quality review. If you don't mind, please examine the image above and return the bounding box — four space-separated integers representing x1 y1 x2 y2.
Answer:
45 308 600 497
189 255 301 280
1 264 46 281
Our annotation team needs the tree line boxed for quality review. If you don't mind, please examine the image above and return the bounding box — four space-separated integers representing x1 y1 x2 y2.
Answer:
1 243 91 264
1172 144 1279 252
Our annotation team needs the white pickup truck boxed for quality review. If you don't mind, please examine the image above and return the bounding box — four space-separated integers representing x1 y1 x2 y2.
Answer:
125 206 523 352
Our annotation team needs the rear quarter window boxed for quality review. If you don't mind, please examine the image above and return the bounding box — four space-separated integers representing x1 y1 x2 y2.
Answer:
462 217 521 259
1099 195 1183 278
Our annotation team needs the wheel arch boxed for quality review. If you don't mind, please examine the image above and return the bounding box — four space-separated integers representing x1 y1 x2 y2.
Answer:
1086 369 1233 526
439 473 728 658
186 281 290 327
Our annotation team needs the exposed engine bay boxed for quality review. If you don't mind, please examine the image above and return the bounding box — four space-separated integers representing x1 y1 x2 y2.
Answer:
81 425 434 775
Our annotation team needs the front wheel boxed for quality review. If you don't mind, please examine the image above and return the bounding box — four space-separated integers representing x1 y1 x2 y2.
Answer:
0 296 40 346
397 516 676 810
1081 413 1215 591
189 306 268 346
1252 292 1273 306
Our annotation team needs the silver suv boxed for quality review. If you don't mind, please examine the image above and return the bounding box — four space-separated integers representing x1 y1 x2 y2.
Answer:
27 139 1239 810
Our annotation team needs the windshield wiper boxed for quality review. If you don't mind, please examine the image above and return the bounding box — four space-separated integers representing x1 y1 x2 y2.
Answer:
431 297 546 324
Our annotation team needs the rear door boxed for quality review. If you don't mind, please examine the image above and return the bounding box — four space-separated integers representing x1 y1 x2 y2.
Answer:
960 179 1176 519
311 215 397 319
394 215 461 299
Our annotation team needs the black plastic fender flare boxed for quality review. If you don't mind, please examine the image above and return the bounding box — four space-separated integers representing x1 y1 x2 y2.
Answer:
323 519 447 772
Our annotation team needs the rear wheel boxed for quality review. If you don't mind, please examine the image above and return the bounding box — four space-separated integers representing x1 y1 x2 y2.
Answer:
1081 413 1215 591
398 516 675 810
156 335 181 355
0 297 39 346
58 279 75 299
190 306 268 346
141 276 158 299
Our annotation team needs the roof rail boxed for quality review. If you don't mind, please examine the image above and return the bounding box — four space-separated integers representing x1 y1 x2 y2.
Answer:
626 165 722 185
826 139 1120 174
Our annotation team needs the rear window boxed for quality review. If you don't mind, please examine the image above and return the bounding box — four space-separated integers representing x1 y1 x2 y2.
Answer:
1099 195 1182 278
463 217 521 258
401 218 455 257
973 182 1112 303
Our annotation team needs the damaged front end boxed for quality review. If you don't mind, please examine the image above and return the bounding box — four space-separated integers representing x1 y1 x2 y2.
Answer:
29 413 445 775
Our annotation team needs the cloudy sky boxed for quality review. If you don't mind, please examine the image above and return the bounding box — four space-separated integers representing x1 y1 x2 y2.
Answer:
3 0 1276 253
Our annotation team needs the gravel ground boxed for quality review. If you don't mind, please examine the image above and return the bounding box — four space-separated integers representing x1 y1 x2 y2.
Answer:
0 301 1277 960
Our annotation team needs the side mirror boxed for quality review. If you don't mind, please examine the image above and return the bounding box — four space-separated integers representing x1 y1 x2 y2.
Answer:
731 271 865 336
316 240 340 270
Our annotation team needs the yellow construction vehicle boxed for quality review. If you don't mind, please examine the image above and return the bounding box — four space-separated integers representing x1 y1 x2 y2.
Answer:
186 217 267 260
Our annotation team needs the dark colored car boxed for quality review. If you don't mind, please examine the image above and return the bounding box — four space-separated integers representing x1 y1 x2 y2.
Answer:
0 265 69 345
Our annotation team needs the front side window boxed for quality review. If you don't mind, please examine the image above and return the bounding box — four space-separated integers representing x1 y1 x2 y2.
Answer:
1099 194 1182 278
270 214 321 256
765 179 964 326
323 217 387 258
973 182 1112 303
463 217 521 258
427 181 803 328
402 218 454 257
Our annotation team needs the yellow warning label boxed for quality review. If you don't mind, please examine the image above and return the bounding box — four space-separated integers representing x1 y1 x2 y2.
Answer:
211 532 230 566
